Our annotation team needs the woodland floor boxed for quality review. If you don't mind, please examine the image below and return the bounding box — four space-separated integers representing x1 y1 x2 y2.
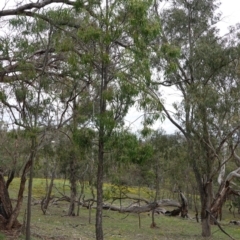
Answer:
1 178 240 240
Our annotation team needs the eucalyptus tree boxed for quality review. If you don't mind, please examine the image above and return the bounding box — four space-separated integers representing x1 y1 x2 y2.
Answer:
72 3 160 238
0 8 80 240
0 1 161 239
151 0 240 237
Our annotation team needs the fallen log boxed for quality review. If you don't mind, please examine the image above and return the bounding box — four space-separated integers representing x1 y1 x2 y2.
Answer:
102 199 181 214
230 220 240 225
49 193 185 215
165 208 181 216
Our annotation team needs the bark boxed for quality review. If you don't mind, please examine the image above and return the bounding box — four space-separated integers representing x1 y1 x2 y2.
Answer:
6 170 15 189
41 170 55 215
68 161 77 216
26 137 38 240
210 168 240 221
96 19 109 239
96 138 104 240
0 156 32 230
180 192 188 218
200 180 213 237
6 157 32 230
0 0 74 17
210 181 230 221
0 172 13 222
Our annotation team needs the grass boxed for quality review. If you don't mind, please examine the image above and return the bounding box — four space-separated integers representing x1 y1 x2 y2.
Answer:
0 233 5 240
2 178 240 239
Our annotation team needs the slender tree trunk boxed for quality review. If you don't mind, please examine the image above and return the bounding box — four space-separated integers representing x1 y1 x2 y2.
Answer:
68 161 77 216
96 138 104 240
41 170 55 215
0 171 13 229
151 161 160 228
96 1 110 238
77 181 84 216
26 137 37 240
5 153 34 230
6 170 15 189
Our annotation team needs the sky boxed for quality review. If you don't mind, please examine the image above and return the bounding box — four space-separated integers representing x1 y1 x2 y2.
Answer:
0 0 240 133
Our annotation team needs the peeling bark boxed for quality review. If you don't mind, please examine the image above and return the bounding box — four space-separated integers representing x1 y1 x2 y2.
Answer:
211 168 240 221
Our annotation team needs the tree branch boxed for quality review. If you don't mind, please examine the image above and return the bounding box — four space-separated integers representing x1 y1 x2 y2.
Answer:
0 0 74 17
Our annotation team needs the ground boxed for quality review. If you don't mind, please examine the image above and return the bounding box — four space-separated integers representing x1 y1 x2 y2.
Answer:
1 178 240 239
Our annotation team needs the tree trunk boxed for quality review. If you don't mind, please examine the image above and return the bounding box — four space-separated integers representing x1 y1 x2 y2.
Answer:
202 213 211 238
96 139 104 240
26 137 37 240
180 192 188 218
200 181 213 237
210 182 228 222
210 168 240 223
0 155 33 230
41 170 55 215
0 171 13 229
96 27 108 239
68 161 77 216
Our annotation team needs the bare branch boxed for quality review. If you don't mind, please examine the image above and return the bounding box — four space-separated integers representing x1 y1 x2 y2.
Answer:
0 0 74 17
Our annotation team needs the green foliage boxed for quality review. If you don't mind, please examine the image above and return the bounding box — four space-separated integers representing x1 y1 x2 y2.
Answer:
15 88 27 102
31 18 49 33
24 128 39 139
77 25 102 43
0 91 6 102
140 126 153 137
9 16 27 28
108 131 153 165
46 8 74 23
109 131 139 163
73 0 84 11
73 128 95 150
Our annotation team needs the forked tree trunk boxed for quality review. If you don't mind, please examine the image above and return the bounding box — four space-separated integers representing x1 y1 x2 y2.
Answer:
0 171 13 229
41 170 55 215
0 157 32 230
210 167 240 222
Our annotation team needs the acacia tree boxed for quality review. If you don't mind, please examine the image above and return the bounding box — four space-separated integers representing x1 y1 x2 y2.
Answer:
150 0 240 237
